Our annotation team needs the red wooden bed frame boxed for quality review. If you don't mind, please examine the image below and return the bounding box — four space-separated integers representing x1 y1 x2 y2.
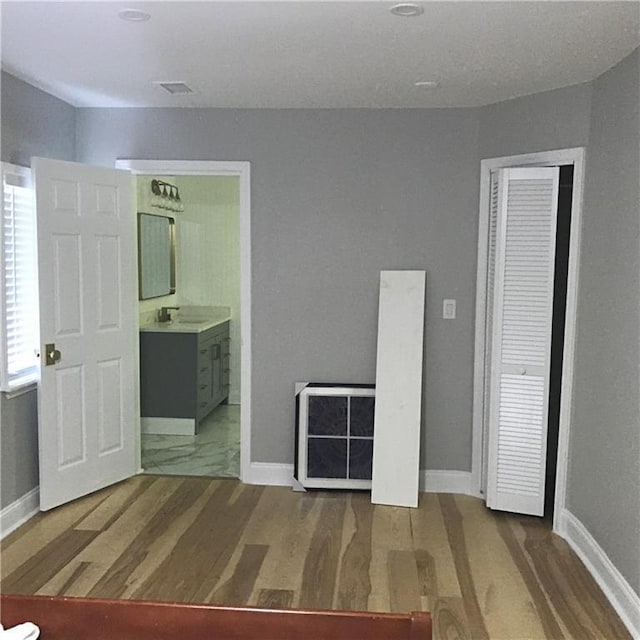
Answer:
0 594 432 639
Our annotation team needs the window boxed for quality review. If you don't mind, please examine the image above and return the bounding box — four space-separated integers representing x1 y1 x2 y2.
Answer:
1 163 38 391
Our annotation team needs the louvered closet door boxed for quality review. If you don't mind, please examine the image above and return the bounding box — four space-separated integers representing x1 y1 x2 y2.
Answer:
486 167 559 516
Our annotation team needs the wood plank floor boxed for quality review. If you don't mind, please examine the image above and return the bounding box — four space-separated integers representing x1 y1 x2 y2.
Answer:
0 476 630 639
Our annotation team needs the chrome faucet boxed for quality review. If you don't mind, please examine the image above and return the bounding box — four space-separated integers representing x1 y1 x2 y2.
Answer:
157 306 180 323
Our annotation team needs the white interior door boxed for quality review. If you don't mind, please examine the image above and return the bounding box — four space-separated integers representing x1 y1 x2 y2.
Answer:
486 167 559 516
34 157 137 511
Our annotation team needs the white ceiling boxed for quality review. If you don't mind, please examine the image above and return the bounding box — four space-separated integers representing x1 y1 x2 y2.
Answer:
1 1 639 109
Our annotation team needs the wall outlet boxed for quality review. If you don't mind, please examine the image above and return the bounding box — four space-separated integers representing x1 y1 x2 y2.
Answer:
443 299 456 319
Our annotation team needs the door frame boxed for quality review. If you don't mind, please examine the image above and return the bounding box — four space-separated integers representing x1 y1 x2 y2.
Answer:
115 159 251 483
471 147 585 531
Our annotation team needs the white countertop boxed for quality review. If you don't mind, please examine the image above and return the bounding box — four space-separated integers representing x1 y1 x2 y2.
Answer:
139 306 231 334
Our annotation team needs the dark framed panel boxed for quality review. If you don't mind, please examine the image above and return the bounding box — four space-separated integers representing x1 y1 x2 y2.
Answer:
295 383 375 490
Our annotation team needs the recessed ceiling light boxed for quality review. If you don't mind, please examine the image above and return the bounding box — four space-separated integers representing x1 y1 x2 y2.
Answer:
415 81 440 88
390 3 424 17
118 9 151 22
154 81 194 96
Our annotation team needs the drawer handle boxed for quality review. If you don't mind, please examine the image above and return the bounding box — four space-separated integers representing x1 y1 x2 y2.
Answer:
200 349 207 355
200 385 207 390
200 367 208 373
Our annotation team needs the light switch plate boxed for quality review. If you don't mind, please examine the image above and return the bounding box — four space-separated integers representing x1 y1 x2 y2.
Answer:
443 299 456 319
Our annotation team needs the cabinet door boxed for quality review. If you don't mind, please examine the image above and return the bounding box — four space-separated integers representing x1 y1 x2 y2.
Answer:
222 333 231 400
211 338 224 406
196 341 214 419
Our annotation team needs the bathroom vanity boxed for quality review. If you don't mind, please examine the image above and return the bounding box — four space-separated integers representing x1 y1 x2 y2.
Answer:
139 311 230 435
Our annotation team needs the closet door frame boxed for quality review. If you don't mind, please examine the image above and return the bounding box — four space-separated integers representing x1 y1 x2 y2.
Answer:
471 147 585 531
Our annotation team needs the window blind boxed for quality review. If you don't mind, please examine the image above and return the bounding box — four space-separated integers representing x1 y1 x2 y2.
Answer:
1 163 38 391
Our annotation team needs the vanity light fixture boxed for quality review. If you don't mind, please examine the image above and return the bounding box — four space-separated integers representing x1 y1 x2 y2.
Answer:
414 80 440 88
150 179 184 212
390 3 424 17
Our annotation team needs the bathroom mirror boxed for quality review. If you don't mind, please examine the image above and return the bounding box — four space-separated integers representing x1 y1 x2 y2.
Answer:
138 213 176 300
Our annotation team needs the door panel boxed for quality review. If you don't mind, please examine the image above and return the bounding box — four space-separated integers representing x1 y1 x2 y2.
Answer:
486 167 559 516
56 365 86 467
97 358 124 455
34 157 137 511
53 234 83 335
96 235 121 329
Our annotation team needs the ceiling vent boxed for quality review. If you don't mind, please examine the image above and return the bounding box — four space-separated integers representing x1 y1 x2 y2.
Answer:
154 81 194 95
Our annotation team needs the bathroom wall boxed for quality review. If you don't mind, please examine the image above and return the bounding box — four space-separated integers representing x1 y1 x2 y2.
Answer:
177 176 241 404
136 175 180 320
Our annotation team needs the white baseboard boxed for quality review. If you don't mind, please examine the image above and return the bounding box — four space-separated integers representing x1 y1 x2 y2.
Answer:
420 469 480 496
558 508 640 639
245 464 479 498
244 462 295 486
0 487 39 539
141 417 195 436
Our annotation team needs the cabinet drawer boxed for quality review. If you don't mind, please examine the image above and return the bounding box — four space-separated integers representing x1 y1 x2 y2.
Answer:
198 364 211 382
197 398 212 420
198 389 211 405
197 345 211 370
198 366 212 389
198 379 212 404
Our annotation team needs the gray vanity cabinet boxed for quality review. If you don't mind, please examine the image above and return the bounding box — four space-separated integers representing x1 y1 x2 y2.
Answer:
140 321 230 428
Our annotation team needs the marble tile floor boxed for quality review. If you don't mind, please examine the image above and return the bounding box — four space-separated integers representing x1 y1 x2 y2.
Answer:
141 404 240 478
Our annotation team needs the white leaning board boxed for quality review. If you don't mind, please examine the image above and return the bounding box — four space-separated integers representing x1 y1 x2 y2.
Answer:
371 270 426 508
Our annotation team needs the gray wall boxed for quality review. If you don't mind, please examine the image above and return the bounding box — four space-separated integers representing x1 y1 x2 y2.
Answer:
0 72 76 509
568 50 640 594
0 391 39 507
478 81 592 159
478 50 640 597
76 108 481 469
1 72 76 166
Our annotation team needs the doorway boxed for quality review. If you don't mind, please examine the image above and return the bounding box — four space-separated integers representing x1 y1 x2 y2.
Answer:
471 148 585 531
116 160 252 483
138 174 241 478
